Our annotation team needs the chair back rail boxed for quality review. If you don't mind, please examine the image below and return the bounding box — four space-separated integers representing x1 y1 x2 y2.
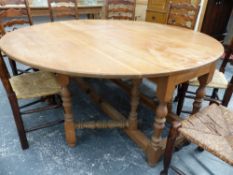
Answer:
0 0 33 76
0 0 26 5
0 0 32 34
48 0 79 22
166 2 200 29
105 0 136 20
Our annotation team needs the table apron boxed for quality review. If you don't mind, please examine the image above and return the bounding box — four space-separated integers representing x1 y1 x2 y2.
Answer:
149 62 217 87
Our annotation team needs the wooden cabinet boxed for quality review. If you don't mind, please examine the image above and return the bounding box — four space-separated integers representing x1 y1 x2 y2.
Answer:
201 0 233 41
146 11 167 23
147 0 167 11
146 0 167 23
146 0 199 24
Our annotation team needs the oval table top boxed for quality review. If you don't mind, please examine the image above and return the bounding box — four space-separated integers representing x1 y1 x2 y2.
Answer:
0 20 224 78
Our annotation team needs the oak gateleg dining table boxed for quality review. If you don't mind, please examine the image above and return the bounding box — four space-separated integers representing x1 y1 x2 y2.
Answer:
0 20 224 166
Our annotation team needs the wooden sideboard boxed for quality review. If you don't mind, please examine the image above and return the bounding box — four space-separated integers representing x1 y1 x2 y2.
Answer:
146 0 200 24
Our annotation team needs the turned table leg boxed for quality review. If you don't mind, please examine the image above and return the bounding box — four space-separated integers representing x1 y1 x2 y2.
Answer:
57 74 76 147
146 77 175 166
192 65 215 114
128 79 141 130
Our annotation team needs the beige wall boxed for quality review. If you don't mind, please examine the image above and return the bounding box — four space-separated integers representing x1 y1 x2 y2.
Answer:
195 0 208 31
135 0 148 21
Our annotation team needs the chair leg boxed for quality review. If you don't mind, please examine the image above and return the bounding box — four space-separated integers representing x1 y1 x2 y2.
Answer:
161 122 181 175
33 68 39 72
176 82 189 115
209 88 219 105
8 93 29 149
196 146 204 152
222 76 233 106
8 59 18 76
46 95 57 105
174 85 180 102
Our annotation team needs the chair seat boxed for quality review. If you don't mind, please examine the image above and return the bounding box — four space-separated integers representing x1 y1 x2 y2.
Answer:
189 70 228 89
180 104 233 166
10 71 61 99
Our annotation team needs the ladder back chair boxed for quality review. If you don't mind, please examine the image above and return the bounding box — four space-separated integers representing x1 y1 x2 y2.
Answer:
176 38 233 115
0 0 33 76
0 51 64 150
166 2 200 29
161 103 233 175
48 0 79 22
105 0 136 20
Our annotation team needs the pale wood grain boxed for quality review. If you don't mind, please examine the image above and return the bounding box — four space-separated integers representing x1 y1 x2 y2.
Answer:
0 20 223 78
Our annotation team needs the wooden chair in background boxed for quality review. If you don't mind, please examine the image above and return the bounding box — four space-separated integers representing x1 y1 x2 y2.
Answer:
166 2 200 29
48 0 79 22
0 0 33 76
161 103 233 175
0 51 64 149
105 0 136 20
176 38 233 115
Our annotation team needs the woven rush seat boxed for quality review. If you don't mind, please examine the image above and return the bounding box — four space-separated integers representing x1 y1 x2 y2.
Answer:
189 70 228 89
10 71 61 99
180 104 233 166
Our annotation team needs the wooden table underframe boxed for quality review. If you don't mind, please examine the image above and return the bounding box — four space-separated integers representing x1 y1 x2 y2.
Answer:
0 20 222 167
58 61 216 166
